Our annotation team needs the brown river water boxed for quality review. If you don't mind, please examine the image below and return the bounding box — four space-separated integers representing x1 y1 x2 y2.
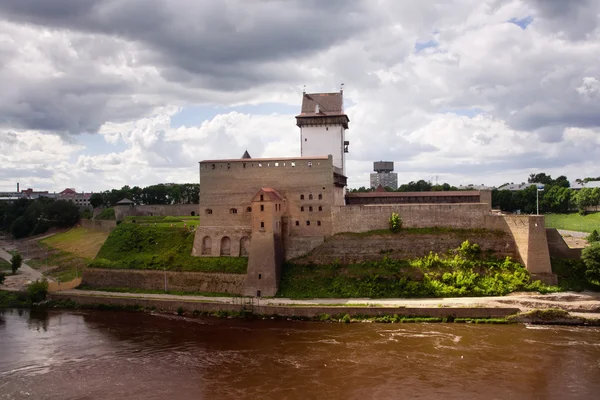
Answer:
0 309 599 400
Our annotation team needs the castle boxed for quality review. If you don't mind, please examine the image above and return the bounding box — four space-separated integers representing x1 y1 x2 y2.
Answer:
192 90 555 296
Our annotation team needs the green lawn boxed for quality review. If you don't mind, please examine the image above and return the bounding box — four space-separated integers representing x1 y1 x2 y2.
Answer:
544 212 600 233
91 224 247 274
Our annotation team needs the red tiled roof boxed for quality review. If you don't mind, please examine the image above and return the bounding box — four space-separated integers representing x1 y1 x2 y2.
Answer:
253 187 284 202
296 92 346 117
346 191 481 198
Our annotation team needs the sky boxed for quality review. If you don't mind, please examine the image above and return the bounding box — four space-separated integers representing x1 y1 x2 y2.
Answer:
1 0 599 192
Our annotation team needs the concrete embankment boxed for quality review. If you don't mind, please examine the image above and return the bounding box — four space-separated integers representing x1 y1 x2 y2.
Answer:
49 291 519 319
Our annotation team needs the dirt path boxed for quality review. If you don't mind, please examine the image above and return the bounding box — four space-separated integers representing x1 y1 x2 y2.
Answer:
0 248 51 291
60 289 600 318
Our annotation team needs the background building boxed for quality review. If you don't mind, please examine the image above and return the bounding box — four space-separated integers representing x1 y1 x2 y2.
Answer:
370 161 398 190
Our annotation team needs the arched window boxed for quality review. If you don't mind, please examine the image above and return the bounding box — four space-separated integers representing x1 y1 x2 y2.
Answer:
309 194 313 200
309 206 313 212
300 194 304 200
317 221 321 226
295 221 299 226
240 237 250 256
220 236 231 256
246 206 252 212
318 206 322 211
205 208 212 215
202 236 212 255
306 220 310 226
191 211 195 216
301 206 304 212
230 208 238 214
260 221 264 228
318 194 322 200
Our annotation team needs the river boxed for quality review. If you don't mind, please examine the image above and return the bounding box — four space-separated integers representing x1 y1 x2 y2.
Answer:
0 309 599 399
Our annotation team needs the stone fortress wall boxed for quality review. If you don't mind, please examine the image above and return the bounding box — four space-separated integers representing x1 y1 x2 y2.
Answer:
114 204 199 221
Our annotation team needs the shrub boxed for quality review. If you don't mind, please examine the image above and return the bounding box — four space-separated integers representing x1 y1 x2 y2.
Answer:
587 229 600 243
27 278 49 303
177 307 184 315
389 212 403 233
582 242 600 282
11 253 23 274
342 314 351 323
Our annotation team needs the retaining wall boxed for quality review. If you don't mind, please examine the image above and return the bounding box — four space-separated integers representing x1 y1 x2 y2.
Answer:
49 292 520 319
80 219 117 232
545 229 583 259
114 204 199 220
82 268 245 295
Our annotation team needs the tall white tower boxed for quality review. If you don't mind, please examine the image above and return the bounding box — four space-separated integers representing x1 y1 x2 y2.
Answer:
295 89 350 177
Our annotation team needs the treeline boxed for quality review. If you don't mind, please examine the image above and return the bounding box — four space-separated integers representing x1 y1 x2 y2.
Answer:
493 173 599 214
0 198 80 239
90 184 199 208
350 180 460 193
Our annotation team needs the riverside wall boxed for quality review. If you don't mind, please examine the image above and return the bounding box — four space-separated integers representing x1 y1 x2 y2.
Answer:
82 268 245 295
48 292 520 319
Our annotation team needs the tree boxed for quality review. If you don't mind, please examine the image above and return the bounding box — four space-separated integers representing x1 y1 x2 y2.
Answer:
587 230 600 243
10 216 30 239
574 188 594 215
542 186 571 213
11 253 22 275
582 242 600 282
89 193 104 208
528 172 553 185
591 188 600 211
45 200 80 227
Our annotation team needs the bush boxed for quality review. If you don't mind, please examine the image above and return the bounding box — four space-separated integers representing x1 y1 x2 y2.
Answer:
389 212 403 233
11 253 23 274
27 278 49 303
582 242 600 282
177 307 184 315
10 216 30 239
587 229 600 243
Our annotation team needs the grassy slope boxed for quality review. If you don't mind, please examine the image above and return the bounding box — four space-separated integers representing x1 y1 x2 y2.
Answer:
0 258 10 271
544 212 600 233
28 227 110 281
92 224 247 274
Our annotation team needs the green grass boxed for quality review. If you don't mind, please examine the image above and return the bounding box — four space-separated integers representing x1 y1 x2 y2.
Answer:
91 224 247 274
0 290 31 308
0 258 11 271
544 212 600 233
277 243 560 299
96 208 116 220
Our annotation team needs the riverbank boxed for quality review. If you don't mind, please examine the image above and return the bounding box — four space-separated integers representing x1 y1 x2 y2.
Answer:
38 288 600 326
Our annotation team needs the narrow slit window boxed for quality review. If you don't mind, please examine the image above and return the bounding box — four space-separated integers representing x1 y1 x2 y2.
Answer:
260 205 264 211
260 221 264 228
301 206 304 212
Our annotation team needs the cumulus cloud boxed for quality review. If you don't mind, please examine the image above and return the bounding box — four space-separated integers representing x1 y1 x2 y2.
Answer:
0 0 599 191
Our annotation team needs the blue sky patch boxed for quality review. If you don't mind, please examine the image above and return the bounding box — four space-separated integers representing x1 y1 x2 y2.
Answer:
508 16 533 30
415 40 438 52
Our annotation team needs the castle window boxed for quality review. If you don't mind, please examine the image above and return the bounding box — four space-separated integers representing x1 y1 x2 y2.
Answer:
291 162 296 167
246 207 252 212
309 206 313 212
212 164 215 169
295 221 299 226
300 194 304 200
230 208 238 214
309 194 313 200
260 205 264 212
243 163 246 168
304 138 307 142
227 163 230 169
260 221 264 228
317 221 321 226
318 206 323 211
205 208 212 215
301 206 304 212
260 194 264 201
308 161 312 167
318 194 322 200
306 221 310 226
259 163 263 167
326 127 328 131
275 162 279 167
258 274 262 280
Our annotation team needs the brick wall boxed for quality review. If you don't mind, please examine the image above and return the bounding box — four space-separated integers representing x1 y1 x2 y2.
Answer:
82 268 245 295
331 203 489 234
294 231 516 264
49 292 519 318
80 219 117 232
114 204 199 220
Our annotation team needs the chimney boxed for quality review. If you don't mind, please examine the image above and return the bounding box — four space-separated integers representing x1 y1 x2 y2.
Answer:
17 182 19 192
